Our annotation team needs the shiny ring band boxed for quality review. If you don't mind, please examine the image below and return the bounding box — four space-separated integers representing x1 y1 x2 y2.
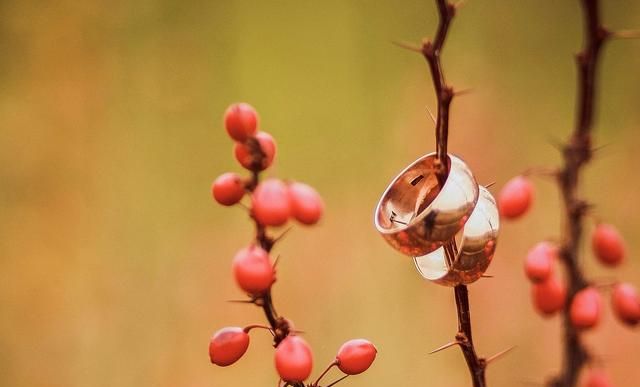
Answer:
374 152 479 257
413 186 499 286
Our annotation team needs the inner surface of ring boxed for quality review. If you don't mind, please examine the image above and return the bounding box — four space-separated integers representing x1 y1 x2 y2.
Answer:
376 155 449 232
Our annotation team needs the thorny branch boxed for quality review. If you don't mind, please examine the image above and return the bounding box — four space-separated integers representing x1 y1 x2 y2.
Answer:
420 1 487 386
551 1 610 386
244 146 304 387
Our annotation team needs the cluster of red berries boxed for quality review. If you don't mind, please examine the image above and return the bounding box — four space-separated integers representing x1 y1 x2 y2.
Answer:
208 103 376 386
209 326 377 384
498 175 640 386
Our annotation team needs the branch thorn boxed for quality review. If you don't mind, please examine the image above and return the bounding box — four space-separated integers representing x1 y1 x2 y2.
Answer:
453 0 466 10
426 106 437 124
227 299 255 304
483 181 496 189
485 346 516 365
611 29 640 39
391 40 422 53
429 340 462 354
453 87 474 97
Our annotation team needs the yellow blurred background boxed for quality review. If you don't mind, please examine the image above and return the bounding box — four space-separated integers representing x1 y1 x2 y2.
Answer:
1 1 640 386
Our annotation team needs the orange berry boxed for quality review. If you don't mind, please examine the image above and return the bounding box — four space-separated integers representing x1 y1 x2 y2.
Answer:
498 176 534 219
592 223 625 267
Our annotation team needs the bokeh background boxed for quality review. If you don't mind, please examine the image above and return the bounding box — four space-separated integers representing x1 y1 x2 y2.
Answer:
1 1 640 386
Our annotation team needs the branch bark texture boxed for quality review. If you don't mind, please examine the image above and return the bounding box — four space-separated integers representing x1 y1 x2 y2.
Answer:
551 1 609 386
421 2 487 386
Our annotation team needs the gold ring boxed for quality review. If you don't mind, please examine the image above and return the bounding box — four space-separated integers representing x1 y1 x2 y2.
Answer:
374 153 479 257
413 186 500 286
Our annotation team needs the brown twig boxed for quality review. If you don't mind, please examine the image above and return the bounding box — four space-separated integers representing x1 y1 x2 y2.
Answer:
421 0 455 186
419 1 487 386
453 284 486 387
550 1 610 386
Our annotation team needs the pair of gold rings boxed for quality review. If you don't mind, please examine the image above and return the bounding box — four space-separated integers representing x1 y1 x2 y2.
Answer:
374 152 499 286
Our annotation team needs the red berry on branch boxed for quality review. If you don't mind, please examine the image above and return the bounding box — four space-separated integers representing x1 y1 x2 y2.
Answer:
592 223 625 267
336 339 377 375
570 287 602 330
288 182 324 225
611 282 640 326
584 368 613 387
212 172 245 206
497 175 534 219
532 276 566 316
224 103 258 142
274 336 313 383
234 131 276 171
252 179 291 226
524 242 557 283
209 327 250 366
232 246 275 295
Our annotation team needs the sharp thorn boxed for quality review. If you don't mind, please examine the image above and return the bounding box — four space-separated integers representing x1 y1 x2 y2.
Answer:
426 106 437 124
611 29 640 39
546 135 564 150
227 299 255 304
481 274 494 278
453 88 474 97
485 346 516 365
592 142 612 153
453 0 466 10
273 254 281 268
391 40 422 53
483 181 496 189
273 227 293 244
429 341 461 354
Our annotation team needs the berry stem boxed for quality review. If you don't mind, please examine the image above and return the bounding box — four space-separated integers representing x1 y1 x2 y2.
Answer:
551 1 610 386
312 360 338 387
243 324 274 334
325 375 349 387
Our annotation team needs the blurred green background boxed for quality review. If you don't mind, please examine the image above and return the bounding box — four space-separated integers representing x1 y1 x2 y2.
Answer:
1 1 640 386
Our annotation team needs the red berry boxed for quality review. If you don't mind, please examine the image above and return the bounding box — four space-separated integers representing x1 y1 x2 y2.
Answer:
584 368 613 387
592 223 625 267
498 175 534 219
212 172 245 206
232 246 275 295
274 336 313 382
336 339 377 375
570 287 602 330
532 276 566 316
288 182 324 225
524 242 557 283
611 282 640 326
224 103 258 142
252 179 291 226
209 327 250 366
234 131 276 171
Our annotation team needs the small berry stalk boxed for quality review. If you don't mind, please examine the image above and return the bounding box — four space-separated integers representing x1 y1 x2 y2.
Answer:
209 103 376 387
498 1 640 386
